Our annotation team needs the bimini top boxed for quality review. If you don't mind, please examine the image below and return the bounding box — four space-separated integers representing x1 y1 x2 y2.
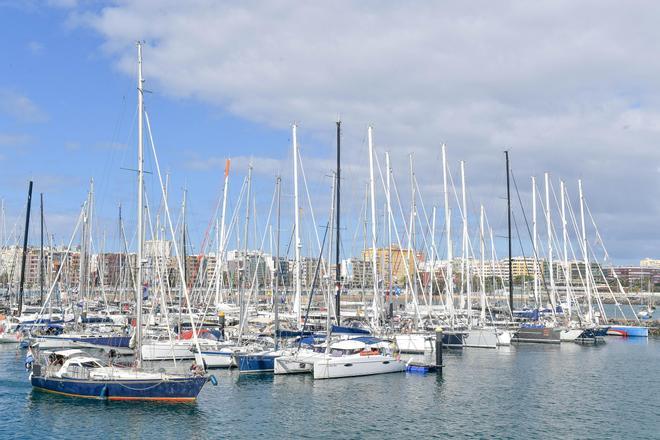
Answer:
331 339 367 351
52 349 88 359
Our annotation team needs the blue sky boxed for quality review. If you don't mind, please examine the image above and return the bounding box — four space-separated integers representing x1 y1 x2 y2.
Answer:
0 3 299 255
2 1 659 265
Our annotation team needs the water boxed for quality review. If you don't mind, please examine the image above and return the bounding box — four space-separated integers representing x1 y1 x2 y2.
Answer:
1 339 658 439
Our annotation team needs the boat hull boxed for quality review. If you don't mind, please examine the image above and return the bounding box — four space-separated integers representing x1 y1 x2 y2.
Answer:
236 352 286 373
513 327 561 344
560 329 584 342
274 352 322 375
0 334 21 344
199 347 247 368
607 325 648 338
31 374 207 401
35 335 131 350
313 355 406 379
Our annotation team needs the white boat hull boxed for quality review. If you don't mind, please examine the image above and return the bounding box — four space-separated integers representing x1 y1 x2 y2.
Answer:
560 329 584 342
496 329 512 346
199 347 247 368
0 334 20 344
34 336 79 349
313 354 406 379
274 351 323 375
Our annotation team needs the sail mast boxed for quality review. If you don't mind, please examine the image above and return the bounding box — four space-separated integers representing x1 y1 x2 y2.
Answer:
386 152 393 320
409 154 417 327
136 41 145 367
505 151 513 314
216 159 230 306
532 176 538 307
480 205 486 323
545 172 555 311
460 160 470 325
367 126 380 325
442 145 454 322
579 179 593 322
560 180 571 318
17 180 33 317
274 176 281 350
40 193 44 305
335 120 341 323
292 124 302 325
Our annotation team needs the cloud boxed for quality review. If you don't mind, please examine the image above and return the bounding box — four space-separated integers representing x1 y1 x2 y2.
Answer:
0 89 48 123
64 1 660 261
0 133 30 146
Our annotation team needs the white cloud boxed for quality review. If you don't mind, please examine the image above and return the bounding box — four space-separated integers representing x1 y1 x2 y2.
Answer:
0 89 48 123
0 133 30 146
64 0 660 261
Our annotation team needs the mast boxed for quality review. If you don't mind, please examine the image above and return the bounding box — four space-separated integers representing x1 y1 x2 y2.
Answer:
40 193 44 305
545 172 555 310
335 120 341 322
367 126 380 324
240 165 252 337
180 189 187 329
118 204 123 303
480 205 486 323
216 159 230 306
430 205 437 316
532 176 538 307
578 179 593 322
274 176 281 350
460 160 470 324
17 180 33 316
135 41 145 366
442 145 454 321
409 154 417 327
292 124 302 325
560 180 571 318
386 152 393 319
505 151 513 313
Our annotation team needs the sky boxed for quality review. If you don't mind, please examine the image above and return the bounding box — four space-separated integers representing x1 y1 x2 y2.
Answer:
0 0 659 265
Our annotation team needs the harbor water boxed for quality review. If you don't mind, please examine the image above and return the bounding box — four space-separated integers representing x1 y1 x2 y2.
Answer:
1 338 658 439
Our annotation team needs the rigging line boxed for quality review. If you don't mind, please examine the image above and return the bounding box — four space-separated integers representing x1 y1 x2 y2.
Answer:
584 199 639 322
373 151 422 322
236 181 279 336
511 170 555 312
297 148 323 256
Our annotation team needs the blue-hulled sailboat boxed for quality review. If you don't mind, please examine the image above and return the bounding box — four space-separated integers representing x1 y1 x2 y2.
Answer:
29 42 212 401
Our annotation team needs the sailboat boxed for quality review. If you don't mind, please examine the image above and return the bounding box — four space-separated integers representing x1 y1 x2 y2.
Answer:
313 126 407 379
29 42 211 401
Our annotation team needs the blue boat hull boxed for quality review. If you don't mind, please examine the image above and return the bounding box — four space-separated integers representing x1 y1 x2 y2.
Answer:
38 335 131 348
31 375 207 402
236 354 279 373
607 325 648 338
594 326 610 337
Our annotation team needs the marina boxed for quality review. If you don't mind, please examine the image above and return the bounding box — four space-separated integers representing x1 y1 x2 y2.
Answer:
2 2 660 439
